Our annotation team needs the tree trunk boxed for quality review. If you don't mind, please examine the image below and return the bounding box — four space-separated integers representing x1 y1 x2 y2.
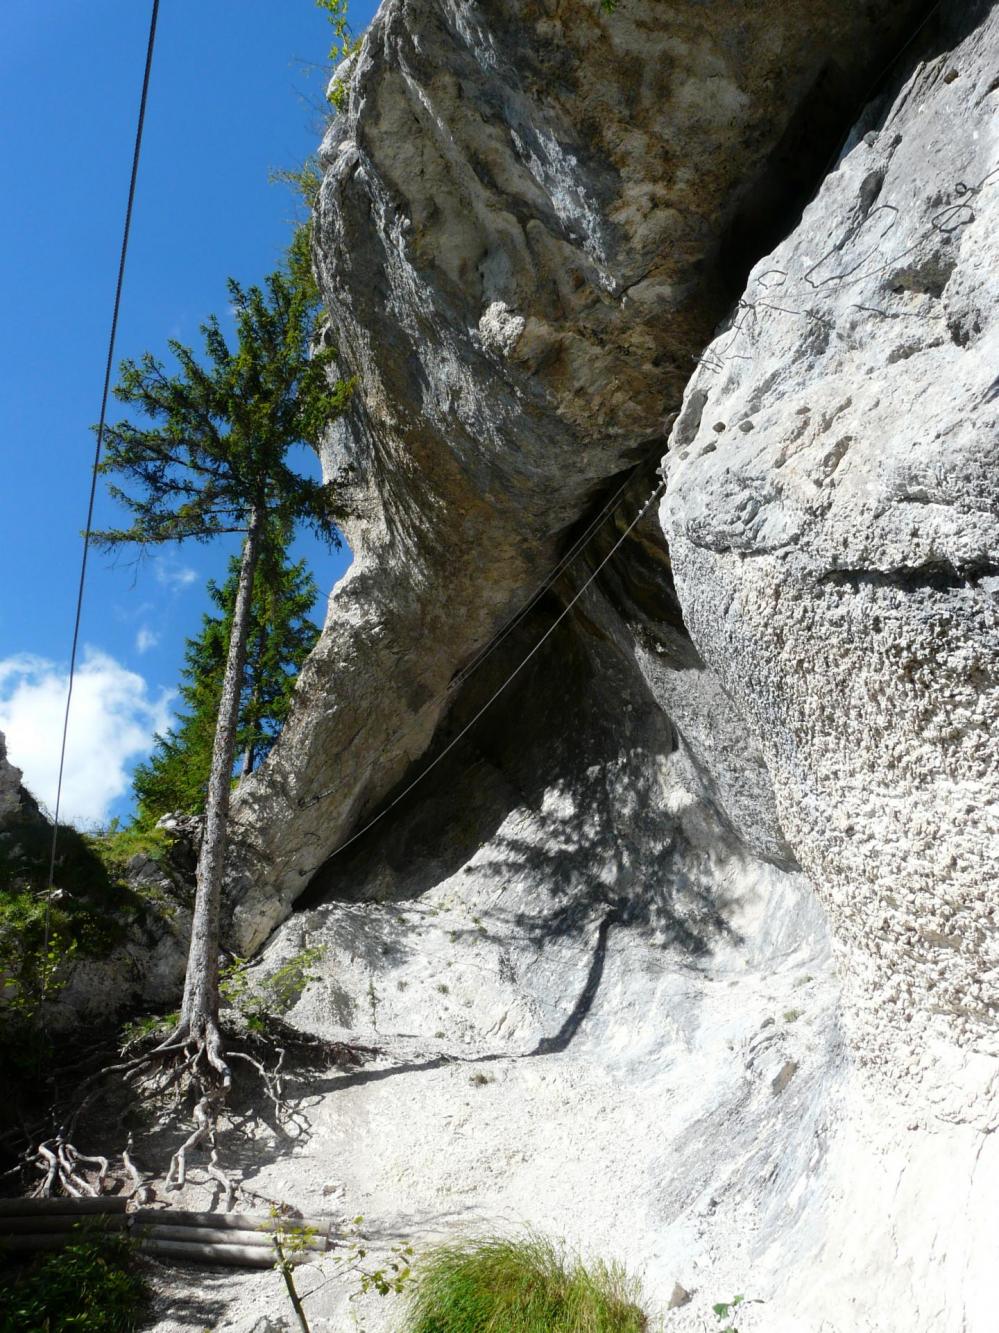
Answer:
240 619 266 776
179 506 264 1041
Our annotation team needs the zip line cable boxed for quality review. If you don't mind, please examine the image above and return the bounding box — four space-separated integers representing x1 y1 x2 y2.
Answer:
301 458 653 812
447 467 644 691
44 0 161 927
312 481 666 864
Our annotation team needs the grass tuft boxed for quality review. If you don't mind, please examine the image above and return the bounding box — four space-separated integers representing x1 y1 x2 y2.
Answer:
404 1234 648 1333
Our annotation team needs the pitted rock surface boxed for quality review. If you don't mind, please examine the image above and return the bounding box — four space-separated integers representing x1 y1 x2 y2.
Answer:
662 1 999 1115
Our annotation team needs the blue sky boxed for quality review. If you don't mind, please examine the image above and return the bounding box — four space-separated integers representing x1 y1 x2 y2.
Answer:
0 0 376 824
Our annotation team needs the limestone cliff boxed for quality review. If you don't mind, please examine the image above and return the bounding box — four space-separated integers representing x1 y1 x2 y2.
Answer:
143 2 997 1330
228 0 931 948
0 729 188 1032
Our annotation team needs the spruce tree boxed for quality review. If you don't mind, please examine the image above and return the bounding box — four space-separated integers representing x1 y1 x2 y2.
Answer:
93 232 349 1072
133 550 319 823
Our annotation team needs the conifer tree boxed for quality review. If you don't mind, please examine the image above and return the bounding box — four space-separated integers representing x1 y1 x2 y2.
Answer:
93 232 349 1077
133 550 319 823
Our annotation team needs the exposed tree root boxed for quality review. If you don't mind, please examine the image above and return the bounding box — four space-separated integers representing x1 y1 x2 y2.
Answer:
30 1136 108 1198
10 1014 378 1206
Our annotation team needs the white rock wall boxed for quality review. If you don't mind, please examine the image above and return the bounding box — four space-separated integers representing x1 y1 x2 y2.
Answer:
662 2 999 1120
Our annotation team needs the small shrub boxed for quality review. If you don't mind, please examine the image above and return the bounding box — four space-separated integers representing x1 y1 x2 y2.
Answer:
404 1234 648 1333
0 1229 149 1332
120 1010 179 1051
712 1294 745 1332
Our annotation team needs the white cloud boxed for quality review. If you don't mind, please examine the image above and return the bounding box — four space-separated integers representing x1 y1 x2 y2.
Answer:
153 557 198 592
136 626 159 654
0 649 172 826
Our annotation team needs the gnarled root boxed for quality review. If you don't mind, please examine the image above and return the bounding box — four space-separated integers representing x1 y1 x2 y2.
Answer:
29 1134 108 1198
26 1016 235 1202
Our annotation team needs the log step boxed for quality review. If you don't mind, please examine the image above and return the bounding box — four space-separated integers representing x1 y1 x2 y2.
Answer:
131 1208 332 1234
0 1199 336 1267
136 1237 312 1268
0 1214 129 1235
0 1197 127 1216
134 1222 328 1250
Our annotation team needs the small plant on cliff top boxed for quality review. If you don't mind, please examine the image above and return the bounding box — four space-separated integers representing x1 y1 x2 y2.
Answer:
317 0 364 109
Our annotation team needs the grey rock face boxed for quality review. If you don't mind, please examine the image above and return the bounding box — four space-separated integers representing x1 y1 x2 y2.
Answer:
661 2 999 1116
230 0 929 949
0 732 21 822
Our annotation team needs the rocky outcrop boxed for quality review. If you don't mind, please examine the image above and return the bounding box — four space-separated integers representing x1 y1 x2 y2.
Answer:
229 0 931 949
0 730 39 825
145 4 999 1332
0 733 20 821
662 0 999 1121
0 730 188 1033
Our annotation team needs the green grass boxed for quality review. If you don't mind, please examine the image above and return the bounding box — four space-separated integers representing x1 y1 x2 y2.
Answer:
404 1235 649 1333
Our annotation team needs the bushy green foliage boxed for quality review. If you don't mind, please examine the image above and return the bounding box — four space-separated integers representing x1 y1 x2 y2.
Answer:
404 1235 648 1333
93 247 349 555
0 811 173 1090
87 819 173 877
316 0 363 109
0 1230 148 1332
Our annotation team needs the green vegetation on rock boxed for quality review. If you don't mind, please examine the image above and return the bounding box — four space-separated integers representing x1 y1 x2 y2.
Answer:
0 814 154 1036
317 0 363 109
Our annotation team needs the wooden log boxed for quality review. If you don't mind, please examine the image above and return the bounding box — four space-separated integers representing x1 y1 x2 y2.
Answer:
0 1213 129 1235
0 1234 95 1253
136 1222 328 1250
131 1208 332 1234
0 1196 127 1217
136 1237 314 1268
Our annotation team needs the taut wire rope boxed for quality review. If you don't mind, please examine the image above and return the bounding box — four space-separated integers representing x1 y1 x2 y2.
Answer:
44 0 161 944
313 481 666 864
302 459 653 813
